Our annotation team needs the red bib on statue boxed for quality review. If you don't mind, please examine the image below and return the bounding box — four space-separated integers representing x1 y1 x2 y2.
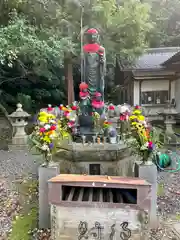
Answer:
83 43 100 53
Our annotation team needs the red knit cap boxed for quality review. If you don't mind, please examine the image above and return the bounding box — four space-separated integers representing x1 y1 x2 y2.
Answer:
79 82 88 90
86 28 98 34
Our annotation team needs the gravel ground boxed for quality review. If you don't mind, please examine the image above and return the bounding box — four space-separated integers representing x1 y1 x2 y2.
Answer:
0 150 41 239
157 171 180 219
0 179 20 239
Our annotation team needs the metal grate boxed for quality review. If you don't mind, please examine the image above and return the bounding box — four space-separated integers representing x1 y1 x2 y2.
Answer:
62 186 137 204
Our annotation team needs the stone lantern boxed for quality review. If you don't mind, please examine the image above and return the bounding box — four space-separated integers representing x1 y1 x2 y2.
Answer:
158 101 178 134
8 103 30 149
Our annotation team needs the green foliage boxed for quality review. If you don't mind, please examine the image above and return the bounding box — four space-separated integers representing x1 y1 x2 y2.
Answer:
147 0 180 47
157 183 165 197
9 206 37 240
0 16 73 77
9 178 38 240
0 0 153 112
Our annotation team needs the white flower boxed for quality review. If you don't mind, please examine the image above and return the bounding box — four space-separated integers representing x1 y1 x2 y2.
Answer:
39 121 45 126
120 105 129 113
44 124 51 130
50 120 56 124
69 117 76 122
140 143 148 150
41 144 49 151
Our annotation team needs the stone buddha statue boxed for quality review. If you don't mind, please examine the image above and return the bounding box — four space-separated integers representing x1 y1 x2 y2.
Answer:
82 28 106 101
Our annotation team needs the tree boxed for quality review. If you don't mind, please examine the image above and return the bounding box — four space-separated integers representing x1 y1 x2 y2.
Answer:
0 15 74 111
0 0 152 111
147 0 180 47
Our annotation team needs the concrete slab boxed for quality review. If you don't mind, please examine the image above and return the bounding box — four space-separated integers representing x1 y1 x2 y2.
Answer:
172 223 180 237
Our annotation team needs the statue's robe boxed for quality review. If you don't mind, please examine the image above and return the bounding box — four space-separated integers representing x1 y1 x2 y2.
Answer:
83 43 106 100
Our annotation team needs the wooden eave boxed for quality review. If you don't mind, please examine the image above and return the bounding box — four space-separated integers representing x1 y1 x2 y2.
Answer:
132 68 176 80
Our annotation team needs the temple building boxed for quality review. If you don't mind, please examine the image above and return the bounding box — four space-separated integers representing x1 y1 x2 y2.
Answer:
115 47 180 120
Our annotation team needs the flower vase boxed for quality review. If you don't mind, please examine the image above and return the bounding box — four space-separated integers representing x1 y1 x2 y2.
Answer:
142 152 153 166
144 159 153 165
109 137 117 144
42 153 54 167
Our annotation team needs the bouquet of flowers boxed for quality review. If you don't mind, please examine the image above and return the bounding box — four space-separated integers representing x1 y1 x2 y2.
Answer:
29 111 64 164
125 106 164 163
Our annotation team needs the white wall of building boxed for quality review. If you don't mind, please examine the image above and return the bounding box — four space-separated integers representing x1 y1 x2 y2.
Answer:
133 81 140 105
133 79 176 116
171 80 175 99
133 79 175 105
141 80 169 91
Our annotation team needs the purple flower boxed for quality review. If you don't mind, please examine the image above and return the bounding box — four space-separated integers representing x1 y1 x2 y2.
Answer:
100 114 105 119
109 128 117 137
49 143 54 149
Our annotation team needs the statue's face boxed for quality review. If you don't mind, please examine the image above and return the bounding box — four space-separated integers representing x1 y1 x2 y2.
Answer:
86 33 98 43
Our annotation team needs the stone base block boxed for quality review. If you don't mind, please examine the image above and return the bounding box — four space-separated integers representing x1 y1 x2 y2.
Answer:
134 161 158 229
39 163 60 229
8 144 29 151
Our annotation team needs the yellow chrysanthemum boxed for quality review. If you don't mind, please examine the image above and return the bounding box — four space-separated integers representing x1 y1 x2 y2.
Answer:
131 122 138 125
134 123 144 129
137 115 145 121
132 110 142 115
39 112 56 119
39 112 47 116
38 117 48 123
129 115 137 120
42 136 51 143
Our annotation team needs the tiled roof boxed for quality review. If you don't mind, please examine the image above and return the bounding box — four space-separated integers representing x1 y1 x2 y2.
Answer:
122 47 180 70
48 174 150 185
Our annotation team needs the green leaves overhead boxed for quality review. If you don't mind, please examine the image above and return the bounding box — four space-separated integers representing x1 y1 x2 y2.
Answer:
0 17 75 76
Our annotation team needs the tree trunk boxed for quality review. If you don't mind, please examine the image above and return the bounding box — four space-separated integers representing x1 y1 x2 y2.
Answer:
64 53 74 105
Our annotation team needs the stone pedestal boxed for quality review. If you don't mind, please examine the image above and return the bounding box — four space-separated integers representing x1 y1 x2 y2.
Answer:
39 163 60 229
79 115 94 136
165 119 175 133
134 162 158 229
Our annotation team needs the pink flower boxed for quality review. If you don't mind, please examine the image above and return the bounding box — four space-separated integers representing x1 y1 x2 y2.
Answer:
120 115 125 121
68 121 75 128
148 141 154 150
135 105 140 109
71 105 78 110
108 105 115 110
47 105 53 111
64 111 70 117
40 128 45 132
